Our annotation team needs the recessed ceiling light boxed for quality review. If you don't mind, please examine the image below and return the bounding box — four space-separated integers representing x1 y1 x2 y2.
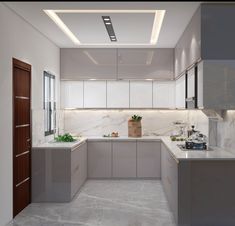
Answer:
44 10 80 45
102 16 117 42
150 10 166 44
104 18 110 21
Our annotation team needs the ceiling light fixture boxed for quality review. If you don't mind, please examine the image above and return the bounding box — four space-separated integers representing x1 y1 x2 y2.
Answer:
44 10 80 45
150 10 166 45
102 16 117 42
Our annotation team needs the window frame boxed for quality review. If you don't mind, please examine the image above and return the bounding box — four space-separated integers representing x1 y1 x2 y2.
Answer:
43 71 56 136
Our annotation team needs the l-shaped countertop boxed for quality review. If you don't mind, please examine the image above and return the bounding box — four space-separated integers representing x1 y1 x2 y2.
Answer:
34 136 235 161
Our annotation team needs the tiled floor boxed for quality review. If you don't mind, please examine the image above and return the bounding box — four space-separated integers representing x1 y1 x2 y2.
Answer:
8 180 176 226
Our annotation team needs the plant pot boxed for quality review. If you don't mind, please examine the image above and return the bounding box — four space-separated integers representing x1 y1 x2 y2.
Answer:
128 120 142 137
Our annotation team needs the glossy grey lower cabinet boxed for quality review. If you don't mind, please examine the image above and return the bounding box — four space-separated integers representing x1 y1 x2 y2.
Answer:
32 141 87 202
112 141 137 178
87 141 112 178
161 143 178 222
137 141 161 178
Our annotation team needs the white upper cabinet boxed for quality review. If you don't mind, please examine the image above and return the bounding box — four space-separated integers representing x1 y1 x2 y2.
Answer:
175 75 186 109
60 49 117 80
153 81 175 108
61 81 83 108
197 61 203 108
107 81 129 108
117 49 174 80
130 81 152 108
84 81 106 108
187 67 195 99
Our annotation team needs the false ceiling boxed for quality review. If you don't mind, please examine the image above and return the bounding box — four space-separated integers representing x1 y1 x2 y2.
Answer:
4 1 200 48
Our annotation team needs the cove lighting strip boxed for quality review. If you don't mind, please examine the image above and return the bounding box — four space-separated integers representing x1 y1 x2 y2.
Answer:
44 9 166 46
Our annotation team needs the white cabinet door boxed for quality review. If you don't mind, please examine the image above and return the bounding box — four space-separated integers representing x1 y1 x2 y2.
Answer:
61 81 83 108
197 61 203 108
175 75 186 109
112 141 136 178
88 141 112 178
84 81 106 108
153 81 175 108
130 81 152 108
187 67 195 98
137 141 161 178
107 81 129 108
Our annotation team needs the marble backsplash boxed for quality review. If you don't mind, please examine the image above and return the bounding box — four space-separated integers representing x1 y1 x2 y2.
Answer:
63 110 209 138
217 110 235 154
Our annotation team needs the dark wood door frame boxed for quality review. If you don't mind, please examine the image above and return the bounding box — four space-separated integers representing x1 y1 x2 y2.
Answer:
12 58 32 217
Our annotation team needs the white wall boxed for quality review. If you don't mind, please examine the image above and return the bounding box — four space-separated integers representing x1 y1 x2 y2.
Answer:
0 3 60 225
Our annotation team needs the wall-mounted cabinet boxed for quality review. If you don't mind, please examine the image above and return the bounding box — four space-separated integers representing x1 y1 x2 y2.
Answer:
60 48 117 80
61 81 83 108
175 75 186 109
175 4 235 78
107 81 129 108
174 7 201 78
117 49 174 80
196 60 235 109
130 81 153 108
153 81 175 108
61 48 174 80
61 80 176 109
84 81 106 108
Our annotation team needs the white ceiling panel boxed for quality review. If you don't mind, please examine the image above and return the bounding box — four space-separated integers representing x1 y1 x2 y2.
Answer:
57 12 155 44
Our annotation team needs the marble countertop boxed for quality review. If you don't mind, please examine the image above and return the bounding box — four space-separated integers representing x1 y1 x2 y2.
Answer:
86 136 161 141
161 137 235 161
34 137 87 149
33 136 235 160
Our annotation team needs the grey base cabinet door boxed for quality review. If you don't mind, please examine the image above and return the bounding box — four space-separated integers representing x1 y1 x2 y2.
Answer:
112 141 136 178
161 143 178 223
88 141 112 178
137 141 161 178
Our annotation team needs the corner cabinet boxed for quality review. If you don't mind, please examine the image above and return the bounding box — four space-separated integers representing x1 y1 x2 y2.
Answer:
60 48 117 80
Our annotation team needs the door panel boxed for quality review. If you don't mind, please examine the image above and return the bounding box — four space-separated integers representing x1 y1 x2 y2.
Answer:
14 98 30 125
13 58 31 217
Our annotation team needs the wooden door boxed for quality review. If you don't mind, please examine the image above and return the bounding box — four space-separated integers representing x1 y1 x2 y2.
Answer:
13 58 31 217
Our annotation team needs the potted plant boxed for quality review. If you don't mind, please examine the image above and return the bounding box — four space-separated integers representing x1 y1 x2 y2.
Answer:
128 115 142 137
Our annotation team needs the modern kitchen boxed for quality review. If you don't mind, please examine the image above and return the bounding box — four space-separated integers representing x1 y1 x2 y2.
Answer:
1 1 235 226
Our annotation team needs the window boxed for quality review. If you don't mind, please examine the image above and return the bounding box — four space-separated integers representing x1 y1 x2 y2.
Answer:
43 71 56 136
